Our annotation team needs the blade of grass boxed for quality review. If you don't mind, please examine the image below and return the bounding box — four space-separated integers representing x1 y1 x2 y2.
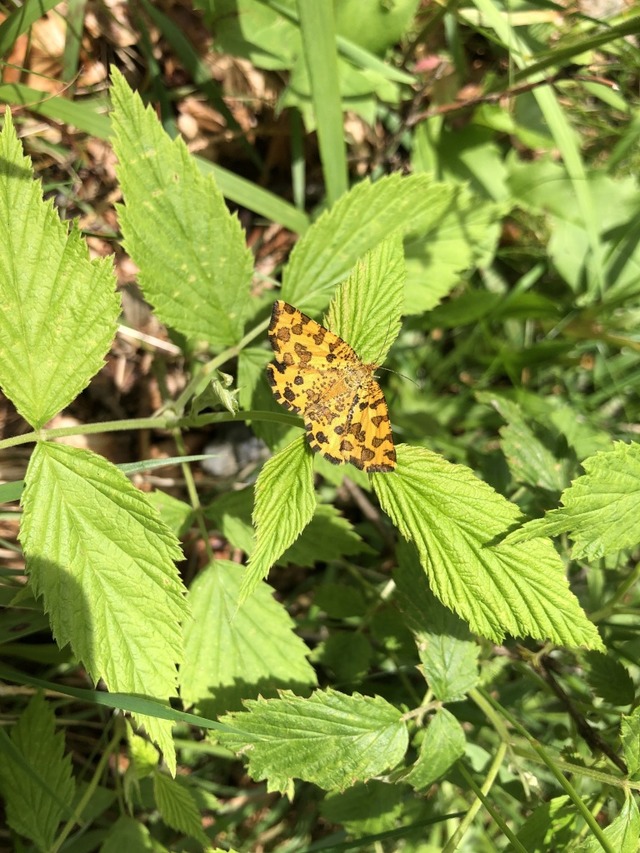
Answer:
0 83 111 136
0 664 238 733
0 0 62 54
0 82 309 232
290 106 306 210
512 14 640 85
61 0 86 83
472 0 605 298
297 0 347 205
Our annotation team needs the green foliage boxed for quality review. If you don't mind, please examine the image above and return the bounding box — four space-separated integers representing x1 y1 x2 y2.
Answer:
0 693 75 851
0 111 119 429
218 689 409 793
1 2 640 849
180 560 316 717
110 68 253 349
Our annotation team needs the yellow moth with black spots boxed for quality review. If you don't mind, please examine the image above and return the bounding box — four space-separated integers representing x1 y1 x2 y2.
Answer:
266 300 396 472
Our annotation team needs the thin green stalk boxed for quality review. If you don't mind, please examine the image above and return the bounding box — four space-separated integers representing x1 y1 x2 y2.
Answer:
475 687 617 853
0 410 297 452
457 760 529 853
172 430 215 565
442 742 510 852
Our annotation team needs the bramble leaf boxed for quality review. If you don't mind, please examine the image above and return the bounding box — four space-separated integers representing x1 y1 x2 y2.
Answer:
110 68 253 349
374 445 603 649
181 560 316 717
218 689 408 793
20 442 188 773
0 110 119 429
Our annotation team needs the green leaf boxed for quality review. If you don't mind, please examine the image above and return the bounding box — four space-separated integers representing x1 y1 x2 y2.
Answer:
506 441 640 559
201 0 300 70
123 723 159 811
281 173 456 313
314 631 372 682
584 652 634 706
621 708 640 780
209 492 368 564
280 504 370 565
180 560 316 718
20 442 188 773
110 68 254 349
516 796 578 852
321 780 409 837
325 233 405 364
101 815 169 853
579 794 640 853
405 708 466 790
373 444 603 649
484 395 570 492
0 693 75 851
404 184 503 314
146 491 194 538
395 544 479 701
153 771 209 846
218 688 408 793
241 436 316 598
0 110 119 429
128 725 159 779
206 486 256 555
315 582 367 618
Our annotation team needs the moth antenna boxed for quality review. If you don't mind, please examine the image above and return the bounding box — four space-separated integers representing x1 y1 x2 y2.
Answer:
376 366 420 388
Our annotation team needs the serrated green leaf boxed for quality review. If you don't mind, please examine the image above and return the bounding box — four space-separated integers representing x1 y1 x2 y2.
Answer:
180 560 316 718
128 723 160 779
516 796 577 852
579 793 640 853
405 708 466 790
110 68 253 349
20 442 188 773
325 234 404 364
153 771 208 846
314 631 372 682
373 445 603 649
321 780 409 837
101 815 169 853
621 708 640 779
207 491 367 565
281 174 455 313
241 436 316 598
280 504 370 566
500 419 568 492
218 688 408 793
146 491 194 538
0 110 119 429
506 442 640 560
0 693 75 851
206 486 255 554
404 186 503 314
395 543 479 701
584 652 634 706
123 723 159 811
481 393 570 492
315 582 367 618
